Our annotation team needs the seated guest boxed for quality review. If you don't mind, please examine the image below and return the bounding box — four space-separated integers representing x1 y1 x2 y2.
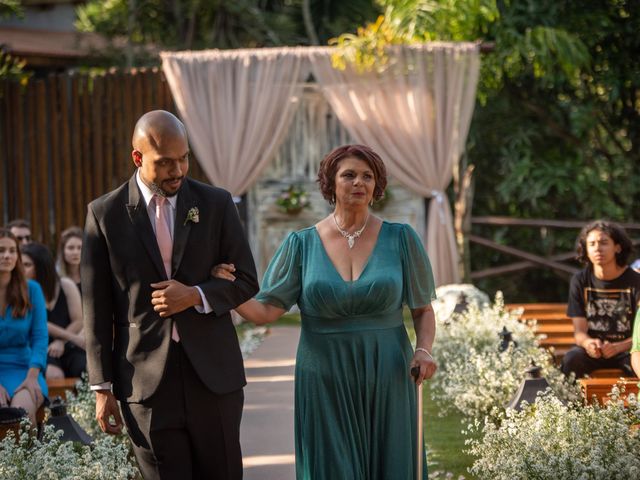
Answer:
21 243 86 379
6 219 32 246
56 226 83 295
0 229 48 425
562 220 640 378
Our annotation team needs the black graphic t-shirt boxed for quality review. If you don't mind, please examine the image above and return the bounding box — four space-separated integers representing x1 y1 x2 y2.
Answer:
567 267 640 342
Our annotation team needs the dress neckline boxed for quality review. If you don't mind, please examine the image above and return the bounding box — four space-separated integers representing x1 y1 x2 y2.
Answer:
313 221 386 283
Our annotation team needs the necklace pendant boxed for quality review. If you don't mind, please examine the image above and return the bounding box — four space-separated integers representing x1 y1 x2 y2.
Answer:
347 236 355 249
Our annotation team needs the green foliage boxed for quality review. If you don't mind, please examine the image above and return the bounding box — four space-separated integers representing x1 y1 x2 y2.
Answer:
0 0 21 19
334 0 640 300
76 0 379 66
0 49 30 84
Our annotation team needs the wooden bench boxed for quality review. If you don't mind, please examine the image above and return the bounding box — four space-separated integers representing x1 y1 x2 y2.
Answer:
506 303 574 362
579 377 639 405
46 377 81 401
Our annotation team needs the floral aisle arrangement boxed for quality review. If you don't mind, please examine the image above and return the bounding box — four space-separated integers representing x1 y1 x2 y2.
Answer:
466 391 640 480
430 292 580 419
0 421 138 479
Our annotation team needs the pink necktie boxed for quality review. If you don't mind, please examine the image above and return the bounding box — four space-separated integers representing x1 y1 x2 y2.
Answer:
154 195 180 342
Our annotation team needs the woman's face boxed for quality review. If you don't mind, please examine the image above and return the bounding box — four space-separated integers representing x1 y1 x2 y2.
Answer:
0 237 18 274
64 236 82 266
586 229 620 267
21 253 36 280
333 157 376 208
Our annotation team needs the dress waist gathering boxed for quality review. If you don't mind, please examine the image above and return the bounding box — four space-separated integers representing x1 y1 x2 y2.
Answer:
301 308 404 334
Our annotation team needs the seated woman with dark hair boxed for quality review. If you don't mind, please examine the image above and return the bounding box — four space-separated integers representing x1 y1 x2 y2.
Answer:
21 243 86 379
562 220 640 379
56 226 83 296
0 229 48 425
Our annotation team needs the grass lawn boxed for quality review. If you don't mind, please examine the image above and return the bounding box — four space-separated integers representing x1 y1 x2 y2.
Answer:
264 311 476 477
423 382 475 478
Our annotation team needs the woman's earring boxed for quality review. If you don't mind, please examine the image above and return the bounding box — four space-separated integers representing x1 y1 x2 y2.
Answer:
332 195 336 205
370 198 374 206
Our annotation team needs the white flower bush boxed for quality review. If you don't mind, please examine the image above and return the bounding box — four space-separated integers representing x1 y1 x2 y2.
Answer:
431 292 580 419
0 421 138 479
466 391 640 480
238 325 268 359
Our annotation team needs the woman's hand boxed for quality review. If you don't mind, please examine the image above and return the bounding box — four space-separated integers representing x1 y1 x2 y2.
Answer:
48 339 65 358
410 349 437 385
0 383 10 407
14 375 43 406
211 263 236 282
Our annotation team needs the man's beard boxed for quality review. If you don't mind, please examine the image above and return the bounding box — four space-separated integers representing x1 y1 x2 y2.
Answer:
150 179 182 197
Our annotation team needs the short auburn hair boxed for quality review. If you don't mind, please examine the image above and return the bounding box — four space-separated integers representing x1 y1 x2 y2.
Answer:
575 220 633 267
317 144 388 204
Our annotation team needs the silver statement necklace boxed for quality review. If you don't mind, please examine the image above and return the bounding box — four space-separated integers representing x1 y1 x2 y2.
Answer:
333 213 369 249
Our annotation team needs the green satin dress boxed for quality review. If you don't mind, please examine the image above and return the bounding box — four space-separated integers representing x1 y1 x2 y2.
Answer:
256 221 436 480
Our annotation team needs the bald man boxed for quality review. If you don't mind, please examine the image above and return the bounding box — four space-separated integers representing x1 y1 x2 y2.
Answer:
81 110 258 479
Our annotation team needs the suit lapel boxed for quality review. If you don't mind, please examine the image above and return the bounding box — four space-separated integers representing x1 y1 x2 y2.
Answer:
172 179 194 276
126 174 168 279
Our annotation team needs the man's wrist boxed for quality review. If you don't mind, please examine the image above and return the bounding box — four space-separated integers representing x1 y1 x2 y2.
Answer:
192 286 203 307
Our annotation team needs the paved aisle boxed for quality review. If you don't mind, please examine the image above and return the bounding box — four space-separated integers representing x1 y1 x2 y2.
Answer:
241 326 300 480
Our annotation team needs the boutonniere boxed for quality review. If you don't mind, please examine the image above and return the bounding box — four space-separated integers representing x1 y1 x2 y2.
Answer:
184 207 200 225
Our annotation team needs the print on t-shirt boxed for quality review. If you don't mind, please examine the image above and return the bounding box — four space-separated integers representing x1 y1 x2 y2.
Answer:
584 287 633 341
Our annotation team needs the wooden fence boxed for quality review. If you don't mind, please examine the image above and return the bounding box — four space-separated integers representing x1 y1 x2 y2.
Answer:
0 68 208 248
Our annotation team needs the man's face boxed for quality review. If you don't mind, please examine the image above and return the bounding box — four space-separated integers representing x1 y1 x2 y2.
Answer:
10 226 31 245
586 229 620 268
133 133 190 197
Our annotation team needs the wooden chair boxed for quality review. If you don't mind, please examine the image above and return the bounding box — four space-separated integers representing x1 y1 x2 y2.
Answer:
579 377 639 405
0 404 46 441
46 377 81 401
506 303 574 362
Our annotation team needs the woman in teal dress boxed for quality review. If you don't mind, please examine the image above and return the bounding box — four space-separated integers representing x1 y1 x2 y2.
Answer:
215 145 437 479
0 229 48 425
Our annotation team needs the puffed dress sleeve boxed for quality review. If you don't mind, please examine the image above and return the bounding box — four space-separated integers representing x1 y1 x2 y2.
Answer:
256 232 302 311
27 280 48 371
400 224 437 309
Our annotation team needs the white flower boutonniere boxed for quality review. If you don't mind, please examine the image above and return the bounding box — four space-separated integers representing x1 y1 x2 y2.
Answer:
184 207 200 225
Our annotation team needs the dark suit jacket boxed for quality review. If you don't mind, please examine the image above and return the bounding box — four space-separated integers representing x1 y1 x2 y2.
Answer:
81 174 259 402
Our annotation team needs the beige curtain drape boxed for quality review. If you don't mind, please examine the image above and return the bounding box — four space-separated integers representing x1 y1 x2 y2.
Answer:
308 44 480 285
161 47 311 196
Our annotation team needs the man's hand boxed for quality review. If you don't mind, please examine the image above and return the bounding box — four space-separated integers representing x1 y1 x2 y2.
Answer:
95 390 123 435
582 338 603 358
150 279 201 317
48 339 65 358
601 341 622 359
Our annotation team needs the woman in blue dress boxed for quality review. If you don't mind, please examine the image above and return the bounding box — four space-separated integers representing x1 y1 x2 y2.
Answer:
214 145 437 479
0 228 48 425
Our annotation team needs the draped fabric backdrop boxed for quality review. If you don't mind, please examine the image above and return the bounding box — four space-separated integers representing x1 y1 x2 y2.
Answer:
160 44 480 285
308 44 480 285
161 47 311 196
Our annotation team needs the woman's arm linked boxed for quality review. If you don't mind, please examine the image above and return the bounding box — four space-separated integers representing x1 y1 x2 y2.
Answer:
212 263 285 324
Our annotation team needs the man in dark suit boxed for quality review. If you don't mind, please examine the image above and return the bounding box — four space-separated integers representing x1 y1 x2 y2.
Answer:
81 110 259 479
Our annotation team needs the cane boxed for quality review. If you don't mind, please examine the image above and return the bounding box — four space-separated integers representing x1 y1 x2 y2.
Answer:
411 366 423 480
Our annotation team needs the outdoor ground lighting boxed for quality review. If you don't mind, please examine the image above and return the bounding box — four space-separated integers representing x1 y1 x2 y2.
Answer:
506 361 550 411
45 397 93 445
498 326 518 352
